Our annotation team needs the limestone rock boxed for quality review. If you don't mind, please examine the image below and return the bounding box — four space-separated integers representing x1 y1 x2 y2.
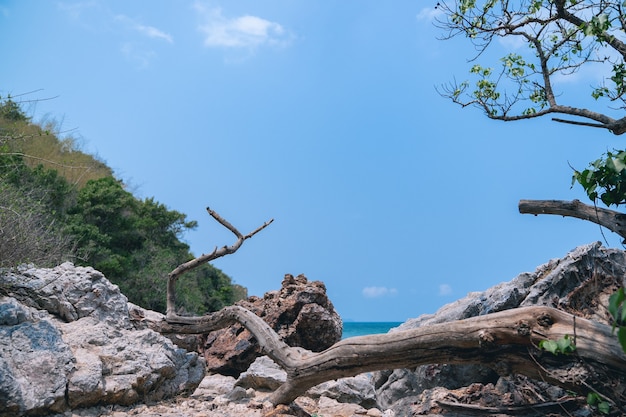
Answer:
0 263 205 416
307 373 377 409
1 262 130 326
375 242 626 414
202 274 342 376
0 297 74 416
236 356 287 391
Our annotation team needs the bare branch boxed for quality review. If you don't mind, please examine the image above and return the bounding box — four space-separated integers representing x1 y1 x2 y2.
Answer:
518 199 626 240
552 117 610 129
165 208 273 318
140 304 626 407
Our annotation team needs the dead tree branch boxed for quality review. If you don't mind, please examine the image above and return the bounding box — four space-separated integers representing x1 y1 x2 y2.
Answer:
165 207 273 319
143 304 626 407
153 207 625 409
519 199 626 241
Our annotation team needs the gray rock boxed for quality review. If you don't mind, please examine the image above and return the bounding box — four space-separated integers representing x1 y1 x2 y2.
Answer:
235 356 287 391
376 242 626 412
0 263 206 416
226 386 252 401
195 373 237 396
0 298 74 417
307 373 377 409
1 262 130 327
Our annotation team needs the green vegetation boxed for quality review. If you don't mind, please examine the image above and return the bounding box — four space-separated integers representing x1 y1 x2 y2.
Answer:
572 153 626 354
538 334 576 355
572 150 626 208
608 288 626 352
587 392 611 415
0 95 246 314
437 0 626 134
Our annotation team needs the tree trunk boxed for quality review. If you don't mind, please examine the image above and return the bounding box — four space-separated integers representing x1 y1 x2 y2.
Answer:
156 207 626 410
141 304 626 408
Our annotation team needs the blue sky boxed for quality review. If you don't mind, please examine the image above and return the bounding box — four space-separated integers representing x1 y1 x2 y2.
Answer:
1 1 624 321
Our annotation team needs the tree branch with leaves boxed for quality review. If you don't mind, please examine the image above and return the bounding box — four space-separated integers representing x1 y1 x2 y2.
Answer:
436 0 626 134
436 0 626 356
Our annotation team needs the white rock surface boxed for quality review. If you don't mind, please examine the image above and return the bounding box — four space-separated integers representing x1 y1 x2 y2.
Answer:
0 263 205 416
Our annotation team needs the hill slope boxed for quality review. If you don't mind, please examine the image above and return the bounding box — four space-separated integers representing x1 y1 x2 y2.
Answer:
0 95 246 314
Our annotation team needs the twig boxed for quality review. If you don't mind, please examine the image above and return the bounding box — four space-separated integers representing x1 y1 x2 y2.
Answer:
166 207 273 318
437 398 580 414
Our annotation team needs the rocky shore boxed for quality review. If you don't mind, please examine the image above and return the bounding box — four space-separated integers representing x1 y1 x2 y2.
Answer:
2 242 625 416
48 372 392 417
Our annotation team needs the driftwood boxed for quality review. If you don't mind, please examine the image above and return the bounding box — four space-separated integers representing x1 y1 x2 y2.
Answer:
519 199 626 241
152 303 626 406
157 207 626 410
166 207 273 318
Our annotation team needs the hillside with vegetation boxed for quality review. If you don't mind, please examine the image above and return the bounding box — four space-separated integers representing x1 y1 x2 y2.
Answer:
0 96 246 314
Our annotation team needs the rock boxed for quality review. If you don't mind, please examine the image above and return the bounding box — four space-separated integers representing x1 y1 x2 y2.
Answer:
375 242 626 414
236 356 287 391
0 297 74 416
194 373 237 397
0 263 205 416
202 274 342 376
307 374 377 409
225 386 251 402
315 396 368 417
1 262 130 326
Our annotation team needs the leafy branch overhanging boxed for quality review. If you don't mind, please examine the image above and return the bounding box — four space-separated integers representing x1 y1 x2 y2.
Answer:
436 0 626 134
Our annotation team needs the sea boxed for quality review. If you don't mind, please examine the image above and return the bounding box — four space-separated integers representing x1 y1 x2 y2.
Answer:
341 322 403 339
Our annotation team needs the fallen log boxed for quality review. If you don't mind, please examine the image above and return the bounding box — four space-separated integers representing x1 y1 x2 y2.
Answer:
153 207 626 410
143 303 626 407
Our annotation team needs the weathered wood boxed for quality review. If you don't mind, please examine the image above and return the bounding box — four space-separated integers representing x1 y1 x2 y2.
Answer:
160 207 626 410
166 208 273 317
149 303 626 406
518 199 626 240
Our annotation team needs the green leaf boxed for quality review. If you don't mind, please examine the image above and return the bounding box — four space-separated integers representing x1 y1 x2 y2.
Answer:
556 334 576 353
539 339 558 354
609 288 625 327
598 400 610 414
618 327 626 353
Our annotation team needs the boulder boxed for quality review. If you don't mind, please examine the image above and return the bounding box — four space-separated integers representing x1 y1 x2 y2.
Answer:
306 373 378 409
0 263 205 416
374 242 626 414
236 356 287 391
0 298 74 416
201 273 342 376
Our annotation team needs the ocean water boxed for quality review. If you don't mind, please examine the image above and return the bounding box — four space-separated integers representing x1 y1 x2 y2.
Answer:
342 322 403 339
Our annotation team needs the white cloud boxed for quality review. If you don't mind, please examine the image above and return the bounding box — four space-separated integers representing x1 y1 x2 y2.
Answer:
120 42 156 69
134 23 173 44
115 15 173 44
416 7 443 22
362 286 398 299
194 4 292 49
438 284 452 296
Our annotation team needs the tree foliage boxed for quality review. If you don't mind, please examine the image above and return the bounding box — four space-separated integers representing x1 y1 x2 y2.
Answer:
436 0 626 134
572 149 626 206
0 96 246 314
